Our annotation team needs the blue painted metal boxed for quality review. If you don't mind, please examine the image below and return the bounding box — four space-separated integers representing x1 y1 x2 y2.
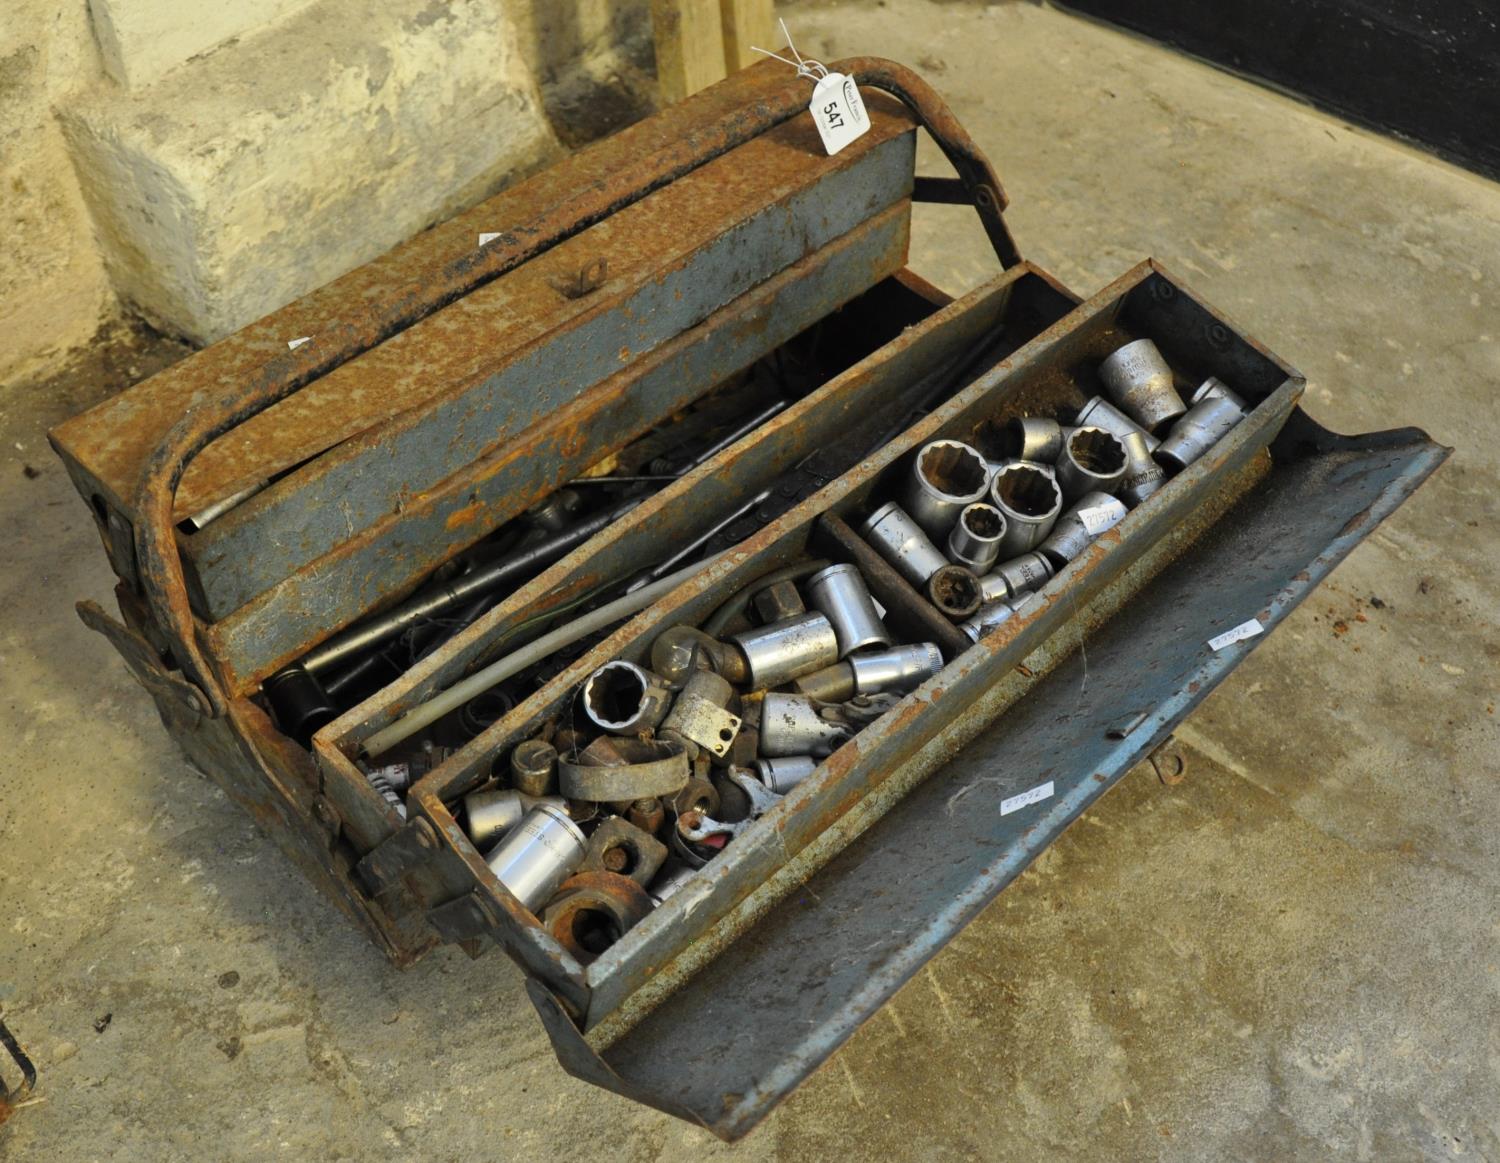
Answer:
527 414 1448 1139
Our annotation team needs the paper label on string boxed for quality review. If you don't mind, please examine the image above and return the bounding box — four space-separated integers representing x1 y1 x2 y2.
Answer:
1077 504 1124 536
1001 780 1055 816
809 72 869 155
1208 619 1263 651
286 336 310 351
478 232 501 246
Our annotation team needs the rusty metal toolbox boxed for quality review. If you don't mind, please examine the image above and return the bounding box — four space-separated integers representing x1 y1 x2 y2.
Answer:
51 57 1446 1139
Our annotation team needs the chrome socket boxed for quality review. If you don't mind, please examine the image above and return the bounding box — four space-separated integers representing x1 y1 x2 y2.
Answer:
485 802 587 913
1098 338 1187 432
1156 395 1244 471
961 600 1018 643
862 501 950 586
1055 426 1128 501
806 563 891 656
753 755 818 794
849 642 944 695
1190 375 1247 410
793 661 856 703
947 502 1007 574
981 552 1055 601
510 738 558 797
1002 416 1065 463
760 692 854 758
925 564 984 619
464 788 566 849
988 462 1063 556
904 440 991 540
649 625 748 687
581 661 671 735
1074 394 1161 453
731 611 840 691
1037 491 1129 567
1117 429 1167 507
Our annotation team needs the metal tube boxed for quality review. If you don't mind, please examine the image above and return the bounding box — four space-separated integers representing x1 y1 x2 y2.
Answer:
1117 429 1167 507
731 612 840 691
760 693 853 757
484 803 587 913
1157 396 1245 471
1073 395 1161 453
1098 338 1187 432
988 462 1063 556
848 643 944 695
861 501 949 586
946 502 1006 573
1055 426 1128 500
1037 492 1129 567
805 564 890 656
903 440 991 540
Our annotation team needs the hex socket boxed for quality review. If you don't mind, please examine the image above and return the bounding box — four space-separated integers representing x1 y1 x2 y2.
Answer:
1117 429 1167 507
1098 338 1187 432
731 611 840 691
1037 491 1129 567
904 440 991 540
581 661 671 734
1156 395 1244 471
1003 416 1065 462
485 802 587 913
862 501 950 586
1190 375 1247 410
982 552 1055 601
1055 426 1128 500
849 643 944 695
510 739 559 797
760 693 853 758
961 600 1018 643
1074 394 1161 453
988 462 1063 556
947 502 1006 574
753 756 818 794
463 788 566 849
925 564 984 619
793 661 857 703
806 563 891 656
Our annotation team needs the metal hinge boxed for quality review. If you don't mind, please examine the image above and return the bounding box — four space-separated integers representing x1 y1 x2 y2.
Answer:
353 816 441 898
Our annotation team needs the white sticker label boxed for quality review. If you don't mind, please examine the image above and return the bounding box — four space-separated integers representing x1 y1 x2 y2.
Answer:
1077 504 1125 536
286 336 310 350
1001 780 1055 816
478 232 502 246
809 72 870 155
1208 619 1264 651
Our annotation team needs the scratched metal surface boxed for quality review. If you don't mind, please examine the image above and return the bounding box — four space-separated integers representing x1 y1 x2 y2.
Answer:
532 414 1448 1139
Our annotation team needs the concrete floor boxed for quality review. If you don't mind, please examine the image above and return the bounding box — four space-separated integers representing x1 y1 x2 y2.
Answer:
3 2 1497 1158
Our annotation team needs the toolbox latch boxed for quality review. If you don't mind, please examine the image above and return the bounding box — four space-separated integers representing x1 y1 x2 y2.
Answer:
353 816 442 898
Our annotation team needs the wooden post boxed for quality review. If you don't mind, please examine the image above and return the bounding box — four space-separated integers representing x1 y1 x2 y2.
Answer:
652 0 729 103
720 0 775 72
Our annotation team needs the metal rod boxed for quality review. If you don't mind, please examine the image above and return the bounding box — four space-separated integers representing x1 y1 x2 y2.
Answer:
624 489 773 592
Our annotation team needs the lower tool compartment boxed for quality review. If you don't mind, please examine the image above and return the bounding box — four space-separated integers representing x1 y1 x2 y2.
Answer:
388 258 1308 1022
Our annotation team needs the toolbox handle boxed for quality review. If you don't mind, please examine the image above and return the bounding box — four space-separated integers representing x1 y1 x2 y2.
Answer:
130 57 1020 715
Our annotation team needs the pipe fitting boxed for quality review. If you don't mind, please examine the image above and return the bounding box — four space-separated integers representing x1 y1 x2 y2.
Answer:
753 755 818 794
849 642 944 695
861 501 949 586
961 600 1018 643
1037 491 1129 567
981 552 1055 601
581 661 671 734
463 787 567 848
510 739 559 797
760 693 855 758
1073 395 1161 453
925 564 984 619
1190 375 1247 410
731 611 840 691
1156 395 1244 471
1098 338 1187 431
806 563 891 656
1055 426 1128 500
1117 429 1167 507
947 502 1007 574
485 802 587 913
988 462 1063 556
904 439 991 540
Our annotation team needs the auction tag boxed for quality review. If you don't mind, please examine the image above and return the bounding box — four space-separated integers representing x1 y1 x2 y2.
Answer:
809 72 869 155
1208 619 1264 651
1001 780 1055 816
1077 504 1124 536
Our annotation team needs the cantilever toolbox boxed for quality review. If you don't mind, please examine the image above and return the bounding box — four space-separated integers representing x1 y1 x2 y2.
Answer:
51 58 1447 1137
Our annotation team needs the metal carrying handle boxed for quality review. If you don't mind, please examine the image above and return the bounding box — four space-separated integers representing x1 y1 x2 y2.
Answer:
131 57 1020 716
